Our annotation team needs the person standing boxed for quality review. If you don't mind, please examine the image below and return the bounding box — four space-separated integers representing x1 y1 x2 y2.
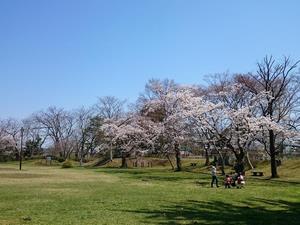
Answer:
211 165 219 187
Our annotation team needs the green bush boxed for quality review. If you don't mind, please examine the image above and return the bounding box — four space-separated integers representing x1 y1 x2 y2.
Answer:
61 160 73 168
57 157 65 163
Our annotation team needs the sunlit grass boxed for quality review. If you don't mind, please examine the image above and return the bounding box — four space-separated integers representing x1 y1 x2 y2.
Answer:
0 159 299 225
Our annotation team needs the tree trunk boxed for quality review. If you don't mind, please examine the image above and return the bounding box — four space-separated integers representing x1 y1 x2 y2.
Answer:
110 149 113 161
174 143 181 171
269 130 278 178
121 153 127 168
79 148 83 166
245 151 254 170
79 139 85 166
212 142 225 175
205 148 210 166
217 150 225 175
233 149 245 174
166 154 175 170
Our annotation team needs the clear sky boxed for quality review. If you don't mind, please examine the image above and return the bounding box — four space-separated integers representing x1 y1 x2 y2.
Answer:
1 0 300 119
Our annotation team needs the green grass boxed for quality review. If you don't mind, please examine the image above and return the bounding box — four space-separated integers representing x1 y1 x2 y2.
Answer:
0 159 299 225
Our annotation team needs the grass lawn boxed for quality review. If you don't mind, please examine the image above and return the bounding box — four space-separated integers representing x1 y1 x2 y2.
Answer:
0 160 299 225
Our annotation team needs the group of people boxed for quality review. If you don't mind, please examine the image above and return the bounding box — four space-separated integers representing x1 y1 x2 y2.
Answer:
210 165 245 188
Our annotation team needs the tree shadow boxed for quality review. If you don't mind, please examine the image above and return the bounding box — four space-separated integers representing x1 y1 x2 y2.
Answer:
97 168 208 182
120 198 300 225
262 178 300 185
247 177 300 187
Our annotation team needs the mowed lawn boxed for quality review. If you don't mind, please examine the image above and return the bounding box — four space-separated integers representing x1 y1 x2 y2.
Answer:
0 160 299 225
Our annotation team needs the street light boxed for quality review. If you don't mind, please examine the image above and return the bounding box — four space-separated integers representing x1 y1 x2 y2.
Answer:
19 127 24 170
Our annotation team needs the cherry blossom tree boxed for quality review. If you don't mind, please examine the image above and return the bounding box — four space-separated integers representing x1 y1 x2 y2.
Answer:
139 80 198 171
0 119 19 160
102 114 153 168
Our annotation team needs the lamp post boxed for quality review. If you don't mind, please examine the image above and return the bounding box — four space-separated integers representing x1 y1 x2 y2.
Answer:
19 127 24 171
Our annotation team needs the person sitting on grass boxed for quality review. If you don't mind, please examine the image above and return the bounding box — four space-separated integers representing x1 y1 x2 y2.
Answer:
224 175 232 188
236 173 245 188
231 172 238 187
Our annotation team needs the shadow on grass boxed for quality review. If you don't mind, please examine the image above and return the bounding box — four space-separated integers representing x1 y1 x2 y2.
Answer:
97 168 210 182
262 178 300 185
0 167 19 171
0 173 51 179
120 198 300 225
247 176 300 187
96 168 300 188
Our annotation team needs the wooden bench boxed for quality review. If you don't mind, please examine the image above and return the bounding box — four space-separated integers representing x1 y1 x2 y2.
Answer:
252 171 264 176
190 163 197 166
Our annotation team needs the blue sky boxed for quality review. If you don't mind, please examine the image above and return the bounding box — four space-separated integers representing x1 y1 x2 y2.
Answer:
1 0 300 118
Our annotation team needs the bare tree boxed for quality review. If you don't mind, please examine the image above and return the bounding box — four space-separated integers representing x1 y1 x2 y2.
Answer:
22 117 48 157
95 96 126 120
73 107 96 165
34 107 75 159
2 118 21 144
244 56 300 177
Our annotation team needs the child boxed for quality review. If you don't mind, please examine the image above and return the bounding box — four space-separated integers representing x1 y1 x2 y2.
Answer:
237 173 245 188
224 175 232 188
